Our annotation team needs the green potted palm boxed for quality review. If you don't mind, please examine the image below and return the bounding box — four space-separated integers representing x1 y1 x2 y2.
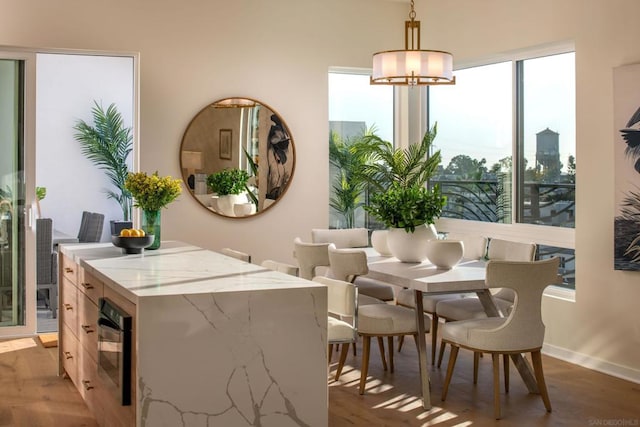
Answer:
355 125 446 262
73 101 133 234
206 168 252 217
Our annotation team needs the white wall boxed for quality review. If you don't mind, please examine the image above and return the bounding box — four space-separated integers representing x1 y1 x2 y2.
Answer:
1 0 639 381
36 53 134 241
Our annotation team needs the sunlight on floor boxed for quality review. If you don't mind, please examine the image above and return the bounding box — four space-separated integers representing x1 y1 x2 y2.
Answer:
0 337 38 354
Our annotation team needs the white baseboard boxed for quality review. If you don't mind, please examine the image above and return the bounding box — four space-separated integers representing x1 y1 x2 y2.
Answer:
543 343 640 384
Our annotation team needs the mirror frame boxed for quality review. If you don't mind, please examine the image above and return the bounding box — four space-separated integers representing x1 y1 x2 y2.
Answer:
179 97 296 219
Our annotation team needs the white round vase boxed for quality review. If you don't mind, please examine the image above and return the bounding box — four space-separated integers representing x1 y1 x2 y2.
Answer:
387 224 438 263
216 193 247 216
425 239 464 269
371 230 392 256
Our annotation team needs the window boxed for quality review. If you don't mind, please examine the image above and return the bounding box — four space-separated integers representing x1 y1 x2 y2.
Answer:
429 50 576 290
328 70 393 229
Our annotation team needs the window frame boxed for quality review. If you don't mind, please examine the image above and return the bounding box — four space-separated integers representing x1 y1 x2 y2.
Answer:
426 42 576 299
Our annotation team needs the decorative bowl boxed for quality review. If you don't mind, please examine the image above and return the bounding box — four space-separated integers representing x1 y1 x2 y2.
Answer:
111 235 155 254
425 239 464 269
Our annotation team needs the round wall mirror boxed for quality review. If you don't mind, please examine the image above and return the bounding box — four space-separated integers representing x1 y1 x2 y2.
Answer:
180 97 295 218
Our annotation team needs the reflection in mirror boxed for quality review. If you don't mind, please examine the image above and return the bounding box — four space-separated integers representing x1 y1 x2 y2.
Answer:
180 97 295 218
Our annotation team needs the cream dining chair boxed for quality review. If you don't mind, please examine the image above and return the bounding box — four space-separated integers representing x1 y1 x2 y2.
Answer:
312 228 395 302
220 247 252 263
261 259 299 276
312 276 357 381
440 257 560 419
435 238 536 373
396 233 488 362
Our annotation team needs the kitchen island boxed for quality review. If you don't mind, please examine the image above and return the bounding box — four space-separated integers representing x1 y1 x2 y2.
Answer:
58 241 328 426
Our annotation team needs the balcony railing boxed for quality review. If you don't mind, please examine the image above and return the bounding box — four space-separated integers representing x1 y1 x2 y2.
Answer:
432 177 575 228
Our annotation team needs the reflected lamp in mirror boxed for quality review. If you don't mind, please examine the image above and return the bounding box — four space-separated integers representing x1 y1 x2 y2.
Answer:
181 150 203 190
180 97 295 219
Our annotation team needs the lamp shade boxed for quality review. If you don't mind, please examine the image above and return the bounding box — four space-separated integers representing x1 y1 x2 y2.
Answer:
181 150 203 170
372 49 454 85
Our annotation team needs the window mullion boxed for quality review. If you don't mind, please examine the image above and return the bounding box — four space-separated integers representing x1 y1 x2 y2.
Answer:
514 59 525 224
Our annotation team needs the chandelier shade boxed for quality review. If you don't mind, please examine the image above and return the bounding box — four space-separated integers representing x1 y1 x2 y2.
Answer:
371 0 455 86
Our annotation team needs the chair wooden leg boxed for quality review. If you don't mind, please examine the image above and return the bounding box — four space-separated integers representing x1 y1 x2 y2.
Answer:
503 354 510 393
437 340 446 368
328 344 334 365
473 352 480 384
377 336 388 371
387 336 394 373
531 350 552 413
431 314 439 365
441 344 459 401
397 335 405 352
359 336 371 395
492 353 501 420
335 343 350 380
352 342 357 356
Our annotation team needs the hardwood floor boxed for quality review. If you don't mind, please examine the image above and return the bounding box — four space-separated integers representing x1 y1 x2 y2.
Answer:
0 335 638 426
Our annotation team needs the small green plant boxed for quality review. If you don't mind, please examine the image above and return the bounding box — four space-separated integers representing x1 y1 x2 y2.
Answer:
207 168 250 196
365 183 446 232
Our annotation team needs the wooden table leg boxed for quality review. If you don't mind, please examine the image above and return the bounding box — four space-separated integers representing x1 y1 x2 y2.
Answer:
414 290 431 409
476 290 539 393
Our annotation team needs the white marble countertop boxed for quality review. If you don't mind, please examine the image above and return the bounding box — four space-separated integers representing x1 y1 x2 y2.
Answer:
59 241 322 302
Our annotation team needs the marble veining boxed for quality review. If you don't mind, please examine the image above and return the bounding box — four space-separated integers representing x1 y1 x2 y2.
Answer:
60 241 328 427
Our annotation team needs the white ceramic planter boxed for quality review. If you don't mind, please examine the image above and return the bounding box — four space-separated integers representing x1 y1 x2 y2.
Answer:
216 193 247 216
371 230 392 256
387 224 438 263
425 239 464 269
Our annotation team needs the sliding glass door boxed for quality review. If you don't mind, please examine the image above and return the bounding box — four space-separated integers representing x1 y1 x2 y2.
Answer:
0 52 36 335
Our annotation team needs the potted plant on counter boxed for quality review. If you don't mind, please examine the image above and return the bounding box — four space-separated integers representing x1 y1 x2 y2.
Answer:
206 168 253 217
355 125 446 262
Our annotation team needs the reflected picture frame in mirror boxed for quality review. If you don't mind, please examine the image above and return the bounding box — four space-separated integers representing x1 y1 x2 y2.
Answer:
180 97 295 218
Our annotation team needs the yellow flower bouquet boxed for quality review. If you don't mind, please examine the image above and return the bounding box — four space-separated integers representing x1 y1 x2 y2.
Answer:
124 172 182 249
125 171 182 212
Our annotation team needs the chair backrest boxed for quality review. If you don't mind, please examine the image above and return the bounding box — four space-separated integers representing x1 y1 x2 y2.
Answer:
327 243 368 283
475 257 560 351
487 238 537 301
261 259 299 276
293 237 330 280
78 212 104 243
220 247 251 263
446 233 488 260
313 276 356 319
311 228 368 249
36 218 54 284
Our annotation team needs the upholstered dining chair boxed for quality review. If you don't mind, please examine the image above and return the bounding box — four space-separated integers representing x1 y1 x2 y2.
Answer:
358 297 430 395
220 247 252 263
261 259 299 276
311 228 369 249
314 229 395 302
293 237 330 281
312 276 357 381
435 238 537 371
396 233 489 362
440 257 560 419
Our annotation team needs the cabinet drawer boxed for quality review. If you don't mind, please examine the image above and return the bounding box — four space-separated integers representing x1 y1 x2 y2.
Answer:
79 270 104 305
78 348 104 423
61 278 78 336
61 325 79 386
78 292 99 363
60 254 78 285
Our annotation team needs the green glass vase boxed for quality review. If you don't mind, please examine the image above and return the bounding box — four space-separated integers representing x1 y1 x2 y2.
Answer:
141 209 161 250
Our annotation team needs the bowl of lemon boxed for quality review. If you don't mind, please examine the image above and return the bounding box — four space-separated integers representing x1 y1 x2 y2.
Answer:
111 228 155 254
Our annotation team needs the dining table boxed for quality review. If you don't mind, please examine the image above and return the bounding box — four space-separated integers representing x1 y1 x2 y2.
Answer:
53 228 79 246
363 248 540 410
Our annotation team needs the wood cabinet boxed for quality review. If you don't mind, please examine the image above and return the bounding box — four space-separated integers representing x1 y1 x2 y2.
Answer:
59 253 135 426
